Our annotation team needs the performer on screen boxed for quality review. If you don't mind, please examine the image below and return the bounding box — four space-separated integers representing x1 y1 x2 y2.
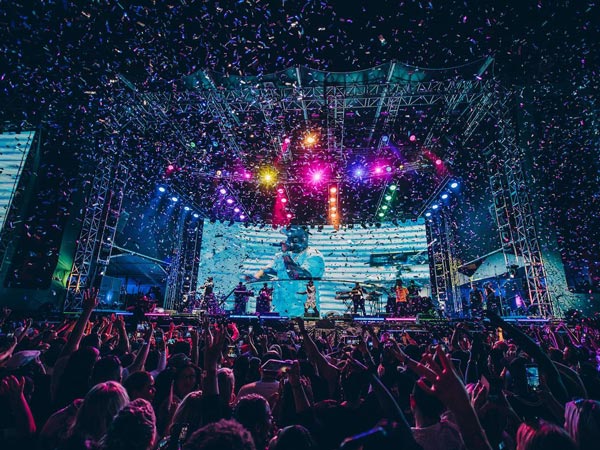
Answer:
256 283 273 314
250 226 325 317
351 282 366 316
298 279 319 317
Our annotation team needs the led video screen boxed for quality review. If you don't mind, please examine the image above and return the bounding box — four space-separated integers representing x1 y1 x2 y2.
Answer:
197 220 430 317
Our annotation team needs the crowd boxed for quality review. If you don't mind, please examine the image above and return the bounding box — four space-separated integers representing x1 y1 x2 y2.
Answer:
0 288 600 450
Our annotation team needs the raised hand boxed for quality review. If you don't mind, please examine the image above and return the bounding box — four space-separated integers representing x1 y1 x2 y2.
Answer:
204 323 227 369
413 346 469 407
82 288 99 312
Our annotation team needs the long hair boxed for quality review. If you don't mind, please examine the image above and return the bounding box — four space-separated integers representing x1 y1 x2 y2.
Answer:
564 399 600 450
68 381 130 442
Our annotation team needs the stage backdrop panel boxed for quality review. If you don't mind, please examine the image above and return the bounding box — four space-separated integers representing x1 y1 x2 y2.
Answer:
197 220 430 317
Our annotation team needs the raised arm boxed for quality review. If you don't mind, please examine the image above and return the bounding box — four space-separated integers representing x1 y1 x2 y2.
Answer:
486 311 568 403
60 288 98 358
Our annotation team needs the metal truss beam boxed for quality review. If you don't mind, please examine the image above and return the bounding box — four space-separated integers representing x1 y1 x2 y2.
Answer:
64 152 128 311
164 217 203 311
486 92 554 318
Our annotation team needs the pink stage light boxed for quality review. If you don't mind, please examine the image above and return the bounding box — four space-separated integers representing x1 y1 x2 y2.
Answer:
374 166 383 174
277 188 285 194
409 135 416 142
312 171 323 182
219 188 227 195
281 198 287 204
435 159 443 166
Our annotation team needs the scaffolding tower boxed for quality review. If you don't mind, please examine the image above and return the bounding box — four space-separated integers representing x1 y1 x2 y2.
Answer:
485 92 554 318
63 155 129 311
164 216 203 311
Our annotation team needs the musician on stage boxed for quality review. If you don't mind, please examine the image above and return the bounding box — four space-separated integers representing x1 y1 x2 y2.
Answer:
469 284 484 319
484 283 501 316
256 283 273 314
351 282 366 316
298 279 318 317
395 279 409 316
233 282 252 314
201 277 217 313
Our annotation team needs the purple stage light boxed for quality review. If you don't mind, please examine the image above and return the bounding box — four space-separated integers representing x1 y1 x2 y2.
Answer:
226 198 234 205
219 188 227 195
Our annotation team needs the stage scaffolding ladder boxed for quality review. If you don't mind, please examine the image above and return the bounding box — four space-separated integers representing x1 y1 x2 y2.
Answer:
164 216 203 311
64 156 129 311
426 207 461 316
486 93 554 318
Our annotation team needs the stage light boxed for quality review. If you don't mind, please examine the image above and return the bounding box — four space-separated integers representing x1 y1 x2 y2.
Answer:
354 167 364 178
260 168 277 185
389 184 397 191
329 197 336 203
382 205 388 210
281 198 287 203
330 186 337 194
284 137 291 144
435 159 443 166
441 193 449 200
385 195 392 201
331 206 337 211
382 135 389 143
167 164 175 171
158 186 166 193
234 207 240 213
193 213 199 218
311 171 323 183
219 188 227 195
331 212 337 217
425 212 431 217
171 196 178 202
244 172 252 179
386 166 392 173
184 206 191 211
432 204 439 209
374 166 383 174
277 188 285 194
240 214 246 220
305 134 316 145
286 213 292 218
378 212 385 217
409 135 416 142
450 182 458 189
226 198 234 205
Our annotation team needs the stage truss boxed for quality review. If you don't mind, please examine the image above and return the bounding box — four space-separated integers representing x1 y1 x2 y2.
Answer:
64 60 556 318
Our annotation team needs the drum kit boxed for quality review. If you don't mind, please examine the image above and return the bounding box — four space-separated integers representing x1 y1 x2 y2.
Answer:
336 281 431 317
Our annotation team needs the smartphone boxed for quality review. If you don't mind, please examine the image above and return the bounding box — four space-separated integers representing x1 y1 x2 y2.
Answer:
227 345 238 359
344 336 359 345
137 323 147 331
526 364 540 391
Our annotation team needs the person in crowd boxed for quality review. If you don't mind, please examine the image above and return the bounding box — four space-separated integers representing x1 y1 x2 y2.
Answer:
234 394 274 450
123 371 156 403
183 419 256 450
101 398 156 450
564 399 600 450
410 380 465 450
58 381 129 450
